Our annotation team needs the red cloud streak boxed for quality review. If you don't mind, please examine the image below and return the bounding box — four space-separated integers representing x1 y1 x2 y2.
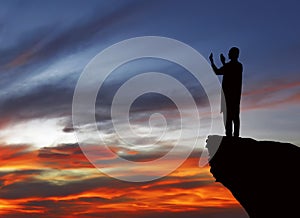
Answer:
0 144 243 217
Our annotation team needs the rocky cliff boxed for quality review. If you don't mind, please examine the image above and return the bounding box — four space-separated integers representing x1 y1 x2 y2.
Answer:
206 135 300 217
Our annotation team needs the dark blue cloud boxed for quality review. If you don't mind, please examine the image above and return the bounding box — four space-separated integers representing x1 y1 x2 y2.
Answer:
0 0 299 128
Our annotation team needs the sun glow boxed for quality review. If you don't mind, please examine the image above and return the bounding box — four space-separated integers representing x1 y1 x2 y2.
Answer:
0 117 77 148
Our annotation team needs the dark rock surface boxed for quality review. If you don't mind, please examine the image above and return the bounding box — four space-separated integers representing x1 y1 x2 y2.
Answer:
206 135 300 217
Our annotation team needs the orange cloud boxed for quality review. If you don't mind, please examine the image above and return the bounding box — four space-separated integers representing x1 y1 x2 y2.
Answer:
0 144 40 170
0 143 241 217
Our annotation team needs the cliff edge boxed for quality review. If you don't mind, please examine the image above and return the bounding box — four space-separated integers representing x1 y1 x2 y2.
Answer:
206 135 300 217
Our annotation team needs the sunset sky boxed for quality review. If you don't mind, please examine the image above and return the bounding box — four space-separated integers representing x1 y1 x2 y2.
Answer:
0 0 299 217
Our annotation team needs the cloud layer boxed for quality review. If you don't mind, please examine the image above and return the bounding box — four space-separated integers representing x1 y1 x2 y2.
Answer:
0 0 299 217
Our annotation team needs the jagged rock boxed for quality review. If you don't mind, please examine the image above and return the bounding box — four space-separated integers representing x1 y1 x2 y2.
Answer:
206 135 300 217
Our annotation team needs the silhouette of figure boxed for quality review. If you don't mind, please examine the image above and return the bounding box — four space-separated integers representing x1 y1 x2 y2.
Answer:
209 47 243 137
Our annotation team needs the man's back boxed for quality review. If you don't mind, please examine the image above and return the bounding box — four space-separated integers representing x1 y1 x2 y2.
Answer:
221 60 243 107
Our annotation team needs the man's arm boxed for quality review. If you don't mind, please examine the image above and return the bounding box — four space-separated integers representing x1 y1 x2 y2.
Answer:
209 53 224 75
220 53 226 65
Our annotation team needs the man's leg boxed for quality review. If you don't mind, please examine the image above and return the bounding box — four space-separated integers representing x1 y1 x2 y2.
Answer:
233 112 240 137
223 112 232 137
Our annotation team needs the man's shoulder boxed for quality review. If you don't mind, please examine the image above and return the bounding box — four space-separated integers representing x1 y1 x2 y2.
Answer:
237 61 243 70
232 60 242 65
225 61 243 74
227 61 242 68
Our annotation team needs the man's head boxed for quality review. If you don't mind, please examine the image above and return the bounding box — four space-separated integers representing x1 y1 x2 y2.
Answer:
228 47 240 60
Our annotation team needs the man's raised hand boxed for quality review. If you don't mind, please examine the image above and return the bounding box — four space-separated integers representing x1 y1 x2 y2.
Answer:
209 53 214 63
220 53 226 65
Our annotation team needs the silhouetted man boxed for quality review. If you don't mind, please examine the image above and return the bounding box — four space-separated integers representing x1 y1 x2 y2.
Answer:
209 47 243 137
